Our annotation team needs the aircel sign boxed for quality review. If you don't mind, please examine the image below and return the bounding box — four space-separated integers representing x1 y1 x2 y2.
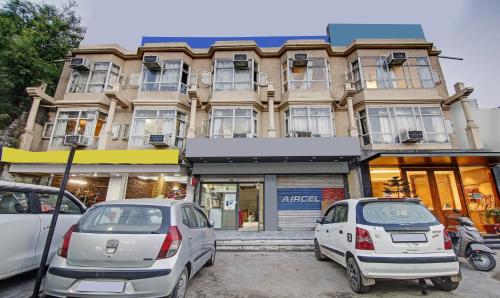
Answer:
278 188 323 210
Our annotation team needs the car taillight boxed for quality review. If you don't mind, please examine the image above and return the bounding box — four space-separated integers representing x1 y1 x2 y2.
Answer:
443 230 453 250
157 226 182 259
57 224 77 258
355 227 375 250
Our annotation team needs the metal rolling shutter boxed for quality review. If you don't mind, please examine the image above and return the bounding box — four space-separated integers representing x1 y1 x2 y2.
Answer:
277 175 345 231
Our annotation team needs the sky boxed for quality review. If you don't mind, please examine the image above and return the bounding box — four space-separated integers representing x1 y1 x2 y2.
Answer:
2 0 499 107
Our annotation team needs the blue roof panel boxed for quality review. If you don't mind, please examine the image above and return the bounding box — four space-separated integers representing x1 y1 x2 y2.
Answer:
326 24 426 46
141 35 328 48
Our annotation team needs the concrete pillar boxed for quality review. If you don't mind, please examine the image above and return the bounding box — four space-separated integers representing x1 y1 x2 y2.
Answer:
346 96 358 137
454 82 483 149
98 99 117 150
267 97 276 137
106 174 128 201
187 98 197 138
264 175 278 231
20 97 41 150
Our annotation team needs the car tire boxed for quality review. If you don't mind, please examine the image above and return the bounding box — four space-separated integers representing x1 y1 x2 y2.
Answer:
205 244 216 267
468 251 496 272
430 276 459 291
170 267 189 298
346 257 370 294
314 239 327 261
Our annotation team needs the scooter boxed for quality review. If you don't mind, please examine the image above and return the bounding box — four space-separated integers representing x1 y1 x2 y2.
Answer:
451 210 496 271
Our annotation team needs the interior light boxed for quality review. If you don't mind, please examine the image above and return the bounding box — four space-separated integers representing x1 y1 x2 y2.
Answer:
370 169 401 174
68 179 87 185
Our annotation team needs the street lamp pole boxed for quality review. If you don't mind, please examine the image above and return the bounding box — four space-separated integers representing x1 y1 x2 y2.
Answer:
32 143 78 297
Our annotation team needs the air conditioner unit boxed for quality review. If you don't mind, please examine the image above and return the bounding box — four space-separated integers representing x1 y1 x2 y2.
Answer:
292 53 308 67
63 135 89 147
143 55 162 70
399 130 424 143
233 133 248 138
386 52 407 66
69 57 91 70
292 131 312 138
148 134 172 147
233 54 249 69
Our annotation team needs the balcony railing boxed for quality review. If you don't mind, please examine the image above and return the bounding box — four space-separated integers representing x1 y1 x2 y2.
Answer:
139 82 188 94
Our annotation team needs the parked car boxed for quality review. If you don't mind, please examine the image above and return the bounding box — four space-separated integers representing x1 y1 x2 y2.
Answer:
0 181 86 280
43 199 216 298
314 198 461 294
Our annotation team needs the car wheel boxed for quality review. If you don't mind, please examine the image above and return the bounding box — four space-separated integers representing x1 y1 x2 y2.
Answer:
205 244 216 267
468 251 496 272
346 257 370 294
314 239 326 261
430 276 459 291
170 267 188 298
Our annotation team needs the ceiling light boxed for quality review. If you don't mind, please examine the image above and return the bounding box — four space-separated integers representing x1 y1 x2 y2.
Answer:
370 169 401 174
68 179 87 185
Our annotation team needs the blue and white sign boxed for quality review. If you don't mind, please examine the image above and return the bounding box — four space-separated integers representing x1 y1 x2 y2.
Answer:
277 188 323 211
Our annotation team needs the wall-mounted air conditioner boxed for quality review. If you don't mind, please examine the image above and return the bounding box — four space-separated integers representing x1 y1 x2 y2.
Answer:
63 135 89 147
69 57 91 70
399 130 424 143
292 53 308 67
292 131 312 137
148 134 172 147
233 53 249 69
232 133 248 138
386 52 407 66
143 55 162 70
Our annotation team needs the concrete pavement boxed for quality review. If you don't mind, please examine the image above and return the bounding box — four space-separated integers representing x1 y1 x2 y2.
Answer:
1 252 499 298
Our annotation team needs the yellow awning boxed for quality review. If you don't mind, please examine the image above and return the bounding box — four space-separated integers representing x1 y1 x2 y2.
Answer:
0 147 179 165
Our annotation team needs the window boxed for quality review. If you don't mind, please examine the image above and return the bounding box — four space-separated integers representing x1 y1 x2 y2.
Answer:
359 201 438 226
285 107 333 137
42 123 54 139
68 62 120 93
182 205 199 228
283 57 330 91
140 60 189 93
349 56 435 90
210 107 257 138
79 205 166 233
356 106 448 145
333 205 348 223
323 207 336 224
194 208 209 228
0 191 30 214
129 109 187 148
37 194 82 214
213 59 258 91
50 110 106 148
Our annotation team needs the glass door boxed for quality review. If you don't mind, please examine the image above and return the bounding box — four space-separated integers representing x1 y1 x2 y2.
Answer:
200 184 238 229
405 171 439 217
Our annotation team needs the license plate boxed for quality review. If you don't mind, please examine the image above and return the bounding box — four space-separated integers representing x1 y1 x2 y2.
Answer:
391 233 427 243
76 280 125 293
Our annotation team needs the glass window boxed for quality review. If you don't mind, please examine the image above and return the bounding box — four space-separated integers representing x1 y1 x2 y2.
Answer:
333 205 348 223
182 205 199 228
323 207 336 224
79 205 166 233
0 191 30 214
358 106 447 145
287 57 329 91
214 58 257 91
50 110 105 149
360 202 438 225
129 109 186 148
69 62 120 93
38 193 82 214
286 107 333 137
210 107 256 138
42 123 54 139
195 208 209 228
140 60 189 93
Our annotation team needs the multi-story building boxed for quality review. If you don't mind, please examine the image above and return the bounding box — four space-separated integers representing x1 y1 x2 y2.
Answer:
1 23 499 233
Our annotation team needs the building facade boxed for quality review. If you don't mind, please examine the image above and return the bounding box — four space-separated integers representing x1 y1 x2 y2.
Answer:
1 23 499 232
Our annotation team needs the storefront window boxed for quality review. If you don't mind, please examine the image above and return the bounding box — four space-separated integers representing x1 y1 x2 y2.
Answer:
460 166 500 233
369 167 403 198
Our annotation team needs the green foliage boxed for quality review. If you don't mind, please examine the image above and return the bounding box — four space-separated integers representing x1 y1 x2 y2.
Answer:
383 176 413 198
0 0 85 129
485 208 500 223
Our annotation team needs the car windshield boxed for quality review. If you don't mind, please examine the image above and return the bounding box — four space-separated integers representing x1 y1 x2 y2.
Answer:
359 201 438 225
79 205 169 234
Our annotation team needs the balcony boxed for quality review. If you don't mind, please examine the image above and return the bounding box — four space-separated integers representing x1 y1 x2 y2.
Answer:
135 82 190 106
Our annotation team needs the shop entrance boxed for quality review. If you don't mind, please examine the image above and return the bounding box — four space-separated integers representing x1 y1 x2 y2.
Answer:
199 182 263 231
403 169 466 229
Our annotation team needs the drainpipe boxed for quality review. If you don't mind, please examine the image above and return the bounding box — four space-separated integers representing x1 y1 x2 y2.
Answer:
187 98 197 138
267 83 276 137
346 96 358 137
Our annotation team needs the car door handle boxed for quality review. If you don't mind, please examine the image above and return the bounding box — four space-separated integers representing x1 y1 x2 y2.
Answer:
188 236 192 240
339 230 343 234
326 229 329 233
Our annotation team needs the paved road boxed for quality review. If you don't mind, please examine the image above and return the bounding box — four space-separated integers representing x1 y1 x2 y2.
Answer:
2 252 500 298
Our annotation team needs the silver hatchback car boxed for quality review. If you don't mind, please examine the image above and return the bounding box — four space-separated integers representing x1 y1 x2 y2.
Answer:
43 199 216 298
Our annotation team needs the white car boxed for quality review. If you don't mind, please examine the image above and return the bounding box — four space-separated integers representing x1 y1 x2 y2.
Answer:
0 181 85 280
43 199 216 298
314 198 461 294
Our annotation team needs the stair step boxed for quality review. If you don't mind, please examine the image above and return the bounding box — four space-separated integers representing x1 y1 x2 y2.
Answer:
216 239 314 252
482 234 500 239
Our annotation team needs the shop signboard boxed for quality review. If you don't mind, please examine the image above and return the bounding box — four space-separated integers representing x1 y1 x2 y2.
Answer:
278 188 344 211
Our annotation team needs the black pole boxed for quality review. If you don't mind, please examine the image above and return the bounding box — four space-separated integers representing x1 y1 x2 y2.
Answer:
32 144 77 297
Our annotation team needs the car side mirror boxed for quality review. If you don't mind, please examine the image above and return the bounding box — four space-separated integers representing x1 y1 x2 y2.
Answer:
315 217 323 224
208 220 215 228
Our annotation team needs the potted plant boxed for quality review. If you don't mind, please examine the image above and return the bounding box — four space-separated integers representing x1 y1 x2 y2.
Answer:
485 208 500 224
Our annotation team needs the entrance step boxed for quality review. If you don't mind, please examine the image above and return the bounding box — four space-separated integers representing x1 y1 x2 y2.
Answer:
483 234 500 250
216 239 314 252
